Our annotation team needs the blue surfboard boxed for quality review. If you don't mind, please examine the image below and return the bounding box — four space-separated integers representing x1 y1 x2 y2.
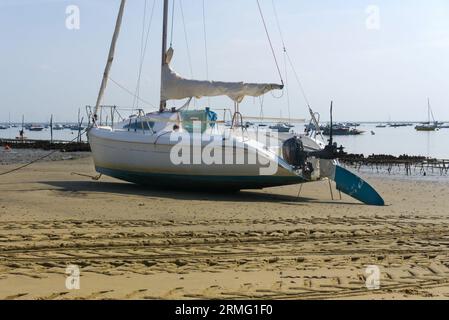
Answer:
333 165 385 206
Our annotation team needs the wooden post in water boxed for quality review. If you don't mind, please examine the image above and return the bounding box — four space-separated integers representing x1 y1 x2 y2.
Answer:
50 114 53 144
20 115 25 141
78 118 84 143
77 108 82 143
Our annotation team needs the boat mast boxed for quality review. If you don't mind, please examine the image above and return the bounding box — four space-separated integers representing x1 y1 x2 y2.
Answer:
159 0 170 113
428 98 437 124
93 0 126 122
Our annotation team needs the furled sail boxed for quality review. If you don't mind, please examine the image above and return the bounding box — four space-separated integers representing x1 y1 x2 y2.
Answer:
161 48 283 103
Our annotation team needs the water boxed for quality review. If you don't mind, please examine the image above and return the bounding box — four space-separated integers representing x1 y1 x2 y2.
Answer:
0 126 87 142
293 123 449 159
1 123 449 159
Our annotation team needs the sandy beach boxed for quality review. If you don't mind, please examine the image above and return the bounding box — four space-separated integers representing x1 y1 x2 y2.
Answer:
1 155 449 300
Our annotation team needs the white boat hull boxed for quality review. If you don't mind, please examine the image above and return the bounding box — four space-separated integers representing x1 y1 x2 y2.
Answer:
87 126 385 205
88 127 307 189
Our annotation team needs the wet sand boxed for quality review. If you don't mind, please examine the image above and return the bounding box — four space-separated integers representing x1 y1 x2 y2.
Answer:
0 149 90 165
1 156 449 299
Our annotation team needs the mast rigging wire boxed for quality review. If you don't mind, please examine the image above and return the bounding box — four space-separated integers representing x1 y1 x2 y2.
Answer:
202 0 209 81
271 0 323 138
272 0 290 120
179 0 194 78
133 0 148 109
110 77 155 108
179 0 196 107
170 0 176 47
285 51 311 108
259 95 265 120
133 0 157 110
271 0 311 109
202 0 210 106
256 0 284 86
283 49 291 122
271 0 286 50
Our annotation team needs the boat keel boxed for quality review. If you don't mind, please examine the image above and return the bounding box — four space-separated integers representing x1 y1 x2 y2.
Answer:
333 165 385 206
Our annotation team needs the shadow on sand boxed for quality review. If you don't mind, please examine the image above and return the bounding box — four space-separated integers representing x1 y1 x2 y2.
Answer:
41 180 362 206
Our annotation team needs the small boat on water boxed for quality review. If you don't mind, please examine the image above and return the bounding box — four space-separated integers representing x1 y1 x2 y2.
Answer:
69 124 85 131
321 124 364 136
375 124 387 128
415 99 438 132
28 124 45 131
269 123 291 133
53 124 64 130
0 125 9 130
415 125 437 131
389 123 408 128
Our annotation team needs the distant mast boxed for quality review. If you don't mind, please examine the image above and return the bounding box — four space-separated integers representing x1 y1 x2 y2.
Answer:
159 0 170 113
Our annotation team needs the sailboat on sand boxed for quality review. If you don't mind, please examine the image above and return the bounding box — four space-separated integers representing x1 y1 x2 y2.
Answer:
87 0 384 206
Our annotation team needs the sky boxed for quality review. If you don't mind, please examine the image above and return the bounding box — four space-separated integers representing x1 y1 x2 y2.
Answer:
1 0 449 123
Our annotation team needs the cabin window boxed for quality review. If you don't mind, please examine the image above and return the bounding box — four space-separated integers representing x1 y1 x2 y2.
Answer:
123 121 154 131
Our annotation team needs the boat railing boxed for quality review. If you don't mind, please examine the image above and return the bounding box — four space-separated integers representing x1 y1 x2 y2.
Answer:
86 104 243 134
86 105 146 130
85 105 306 144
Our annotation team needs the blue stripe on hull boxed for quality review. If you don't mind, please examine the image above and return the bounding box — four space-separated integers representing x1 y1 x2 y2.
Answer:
96 166 306 190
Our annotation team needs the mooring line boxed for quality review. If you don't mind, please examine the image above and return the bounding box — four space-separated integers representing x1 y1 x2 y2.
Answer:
0 129 88 177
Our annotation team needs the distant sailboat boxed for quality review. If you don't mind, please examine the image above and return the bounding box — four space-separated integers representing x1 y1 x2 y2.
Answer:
415 99 438 131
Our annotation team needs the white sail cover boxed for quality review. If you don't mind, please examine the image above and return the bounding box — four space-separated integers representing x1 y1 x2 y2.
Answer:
161 48 283 103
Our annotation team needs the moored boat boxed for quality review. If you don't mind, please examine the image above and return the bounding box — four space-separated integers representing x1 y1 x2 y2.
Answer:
269 123 291 133
415 99 438 132
28 124 45 131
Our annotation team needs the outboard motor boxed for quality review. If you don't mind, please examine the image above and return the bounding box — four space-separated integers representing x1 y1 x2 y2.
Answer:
282 137 314 179
282 136 314 179
282 136 306 168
